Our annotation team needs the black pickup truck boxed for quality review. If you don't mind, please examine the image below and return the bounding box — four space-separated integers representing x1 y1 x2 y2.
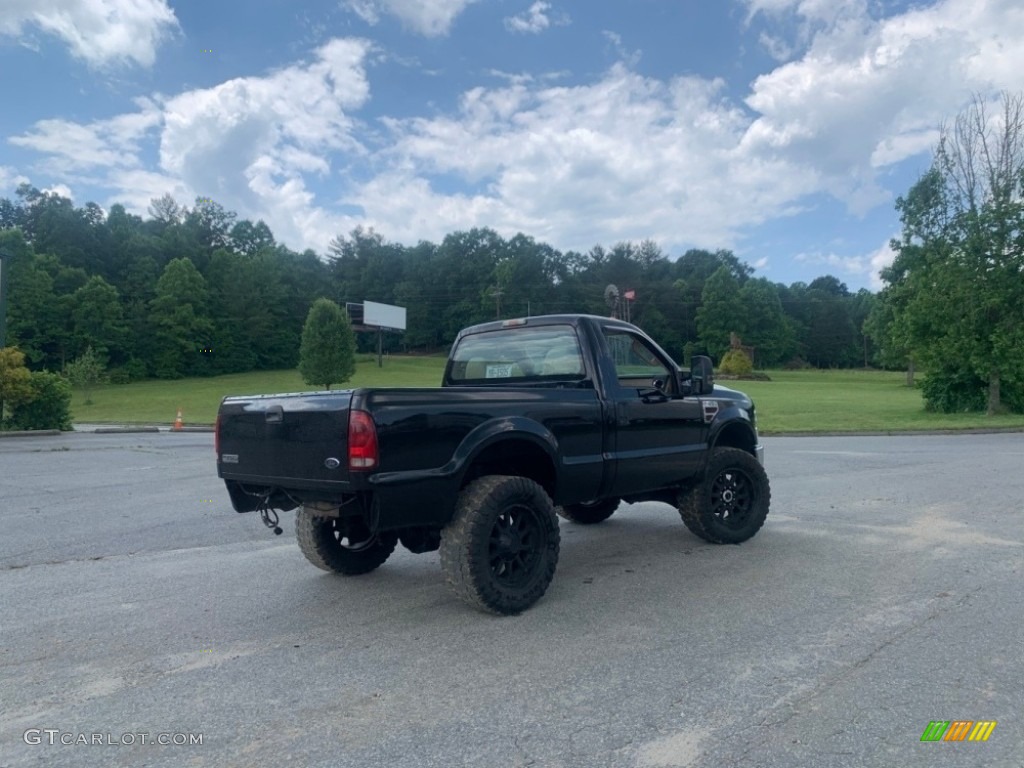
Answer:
216 314 769 614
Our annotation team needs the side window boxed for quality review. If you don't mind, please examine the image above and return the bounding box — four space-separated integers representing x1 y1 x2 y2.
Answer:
603 330 672 390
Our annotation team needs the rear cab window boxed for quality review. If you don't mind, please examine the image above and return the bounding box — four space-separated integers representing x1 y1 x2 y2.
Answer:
446 325 587 385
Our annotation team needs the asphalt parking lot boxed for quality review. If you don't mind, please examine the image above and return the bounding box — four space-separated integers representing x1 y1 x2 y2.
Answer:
1 431 1022 768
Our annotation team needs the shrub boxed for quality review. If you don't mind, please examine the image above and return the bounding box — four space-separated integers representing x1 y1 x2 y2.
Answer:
7 371 73 431
109 358 148 384
0 347 35 427
718 348 754 377
124 358 149 381
65 347 107 404
920 369 1024 414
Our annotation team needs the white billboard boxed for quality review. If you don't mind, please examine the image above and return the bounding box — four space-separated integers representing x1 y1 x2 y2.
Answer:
363 301 407 331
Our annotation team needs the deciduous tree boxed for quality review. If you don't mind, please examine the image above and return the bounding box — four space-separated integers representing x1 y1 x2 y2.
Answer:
71 276 128 364
148 258 214 378
884 92 1024 414
65 346 106 405
696 266 744 360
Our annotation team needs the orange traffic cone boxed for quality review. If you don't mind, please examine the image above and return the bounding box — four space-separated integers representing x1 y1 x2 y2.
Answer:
173 407 184 431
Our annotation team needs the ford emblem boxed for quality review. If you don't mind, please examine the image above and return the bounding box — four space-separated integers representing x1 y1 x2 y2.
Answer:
324 457 341 470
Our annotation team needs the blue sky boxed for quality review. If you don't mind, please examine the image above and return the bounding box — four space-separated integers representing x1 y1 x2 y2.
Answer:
2 0 1022 290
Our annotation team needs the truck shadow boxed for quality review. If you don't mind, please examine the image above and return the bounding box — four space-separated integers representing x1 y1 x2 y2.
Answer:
269 502 799 627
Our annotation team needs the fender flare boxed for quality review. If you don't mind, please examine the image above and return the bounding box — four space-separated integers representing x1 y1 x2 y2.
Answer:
704 409 758 472
450 416 559 485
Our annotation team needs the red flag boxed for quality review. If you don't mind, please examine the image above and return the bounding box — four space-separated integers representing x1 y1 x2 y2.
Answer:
624 290 635 300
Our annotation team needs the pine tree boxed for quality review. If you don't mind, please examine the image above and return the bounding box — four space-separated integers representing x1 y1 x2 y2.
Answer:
299 299 356 390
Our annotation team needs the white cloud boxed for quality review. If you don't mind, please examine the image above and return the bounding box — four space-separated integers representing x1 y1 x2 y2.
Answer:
343 0 477 36
794 238 897 286
0 166 31 193
154 38 372 248
368 64 801 251
41 183 73 200
742 0 1024 214
505 2 569 34
602 30 642 68
744 0 867 26
11 98 163 174
870 129 939 168
0 0 179 67
346 0 381 26
156 38 371 251
744 0 868 62
9 0 1024 266
104 169 192 212
10 37 372 255
758 32 796 62
795 250 869 275
868 238 896 289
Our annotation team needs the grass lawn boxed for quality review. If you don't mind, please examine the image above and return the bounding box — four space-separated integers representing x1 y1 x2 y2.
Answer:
738 370 1024 434
70 355 448 426
69 359 1024 434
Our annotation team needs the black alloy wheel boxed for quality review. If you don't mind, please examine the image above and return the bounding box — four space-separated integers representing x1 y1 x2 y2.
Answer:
709 467 755 530
440 475 560 615
489 502 547 588
678 447 770 544
296 507 398 575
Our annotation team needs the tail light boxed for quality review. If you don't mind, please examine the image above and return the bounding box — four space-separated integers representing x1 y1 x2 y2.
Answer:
348 410 379 470
214 413 221 455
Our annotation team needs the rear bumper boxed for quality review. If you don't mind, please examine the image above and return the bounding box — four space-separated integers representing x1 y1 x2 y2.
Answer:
754 444 765 465
221 474 358 512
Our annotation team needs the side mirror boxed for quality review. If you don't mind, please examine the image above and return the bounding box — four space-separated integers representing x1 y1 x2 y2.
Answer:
690 355 715 395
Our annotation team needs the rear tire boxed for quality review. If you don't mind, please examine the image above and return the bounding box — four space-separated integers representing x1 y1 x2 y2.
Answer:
679 448 770 544
440 475 560 615
557 497 619 525
296 506 398 575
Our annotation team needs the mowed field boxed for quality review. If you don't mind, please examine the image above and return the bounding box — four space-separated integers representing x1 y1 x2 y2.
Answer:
68 357 1024 434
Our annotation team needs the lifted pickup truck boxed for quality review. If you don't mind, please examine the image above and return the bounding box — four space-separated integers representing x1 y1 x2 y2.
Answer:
216 314 769 614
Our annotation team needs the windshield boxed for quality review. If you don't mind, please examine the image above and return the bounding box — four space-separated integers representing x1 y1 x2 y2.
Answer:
447 325 586 383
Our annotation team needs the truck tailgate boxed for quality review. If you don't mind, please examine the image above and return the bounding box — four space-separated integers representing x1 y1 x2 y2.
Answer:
217 391 353 487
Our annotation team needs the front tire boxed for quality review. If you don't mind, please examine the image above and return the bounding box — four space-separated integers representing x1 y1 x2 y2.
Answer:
557 497 619 525
440 475 560 615
679 447 770 544
296 507 398 575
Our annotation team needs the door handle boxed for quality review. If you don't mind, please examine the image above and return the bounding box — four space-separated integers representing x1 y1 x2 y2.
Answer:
638 388 669 404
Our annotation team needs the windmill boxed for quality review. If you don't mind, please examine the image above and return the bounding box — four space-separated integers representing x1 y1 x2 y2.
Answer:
604 284 620 319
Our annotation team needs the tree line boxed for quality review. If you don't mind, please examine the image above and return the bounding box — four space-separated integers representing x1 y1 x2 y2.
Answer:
3 87 1021 418
0 186 878 383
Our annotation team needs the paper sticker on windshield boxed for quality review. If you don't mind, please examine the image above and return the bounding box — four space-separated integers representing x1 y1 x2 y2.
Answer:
485 364 513 379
